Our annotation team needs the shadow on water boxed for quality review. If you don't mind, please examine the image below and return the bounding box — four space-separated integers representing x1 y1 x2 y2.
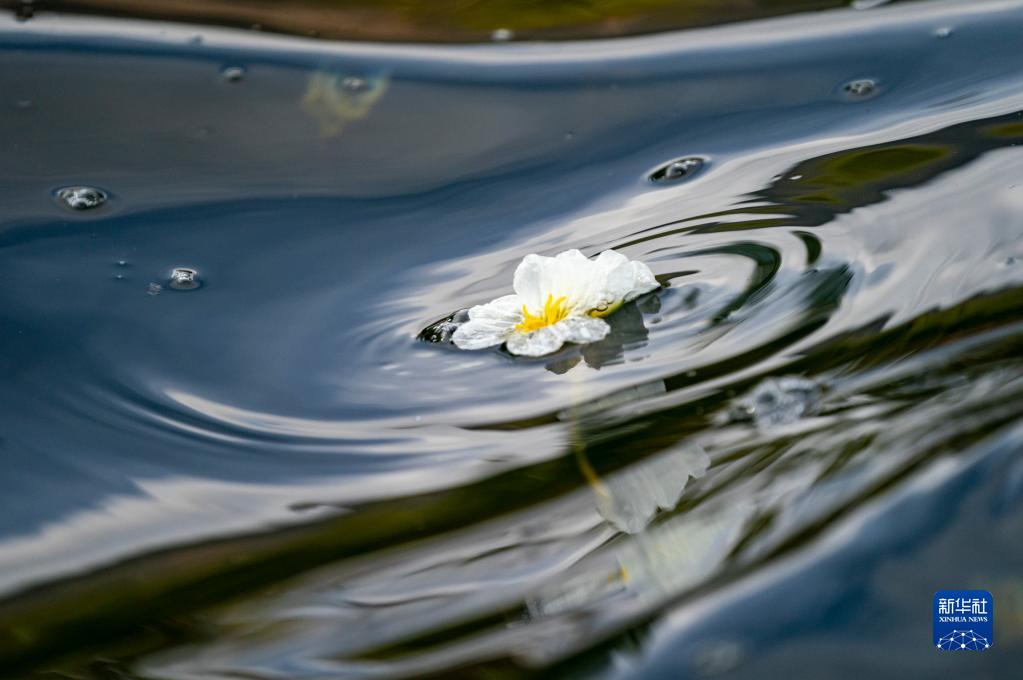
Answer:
1 0 1023 677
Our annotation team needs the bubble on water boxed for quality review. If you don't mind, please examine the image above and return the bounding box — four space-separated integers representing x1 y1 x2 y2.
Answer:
790 174 803 180
731 376 822 427
168 267 201 291
851 0 891 9
15 0 34 22
56 186 107 210
340 76 369 93
146 282 163 296
15 99 31 110
491 28 514 42
841 78 879 100
650 157 706 184
934 26 953 38
188 34 204 45
563 131 575 142
116 259 129 267
221 66 246 83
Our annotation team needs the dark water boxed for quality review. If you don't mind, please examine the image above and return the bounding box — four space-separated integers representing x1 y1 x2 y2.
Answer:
2 0 1023 677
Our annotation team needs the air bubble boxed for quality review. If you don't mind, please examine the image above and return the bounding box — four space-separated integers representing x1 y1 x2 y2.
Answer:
221 66 246 83
168 267 201 291
56 186 107 210
147 282 163 296
841 78 878 100
340 76 369 93
934 26 953 38
491 28 514 42
650 157 706 184
16 0 34 22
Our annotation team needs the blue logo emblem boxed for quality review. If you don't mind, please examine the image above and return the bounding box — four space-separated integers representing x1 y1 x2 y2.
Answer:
934 590 993 651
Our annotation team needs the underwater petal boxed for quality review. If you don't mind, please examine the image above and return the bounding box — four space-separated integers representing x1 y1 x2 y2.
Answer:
506 327 565 357
552 316 610 344
451 294 521 350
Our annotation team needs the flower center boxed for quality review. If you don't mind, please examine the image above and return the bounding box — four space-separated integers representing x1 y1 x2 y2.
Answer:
516 293 570 333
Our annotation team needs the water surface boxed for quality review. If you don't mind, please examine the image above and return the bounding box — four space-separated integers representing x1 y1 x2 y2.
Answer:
1 0 1022 677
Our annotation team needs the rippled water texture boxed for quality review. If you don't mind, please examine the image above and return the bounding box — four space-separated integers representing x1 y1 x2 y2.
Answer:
2 0 1023 677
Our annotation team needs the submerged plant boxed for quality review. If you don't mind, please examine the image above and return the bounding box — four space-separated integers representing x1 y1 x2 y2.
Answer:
302 71 389 137
451 249 659 357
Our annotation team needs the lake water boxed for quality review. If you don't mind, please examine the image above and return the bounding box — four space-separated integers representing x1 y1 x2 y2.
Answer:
1 0 1022 677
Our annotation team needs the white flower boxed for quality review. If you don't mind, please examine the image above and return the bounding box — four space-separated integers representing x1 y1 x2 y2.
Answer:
452 249 659 357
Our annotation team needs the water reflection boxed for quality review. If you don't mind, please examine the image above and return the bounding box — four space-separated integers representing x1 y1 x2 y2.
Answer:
1 0 1023 677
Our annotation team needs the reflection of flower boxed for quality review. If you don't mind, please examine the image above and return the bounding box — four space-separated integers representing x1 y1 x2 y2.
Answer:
452 249 659 357
546 296 658 373
594 445 709 534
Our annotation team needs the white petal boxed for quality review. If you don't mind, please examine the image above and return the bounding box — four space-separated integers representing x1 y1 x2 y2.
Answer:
451 294 521 350
552 316 610 344
589 250 636 308
506 327 566 356
589 249 660 308
514 249 595 313
623 260 659 302
592 249 630 272
512 254 548 310
467 293 522 322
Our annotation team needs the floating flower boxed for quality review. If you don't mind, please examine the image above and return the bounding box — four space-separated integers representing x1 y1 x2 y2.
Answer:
452 249 659 357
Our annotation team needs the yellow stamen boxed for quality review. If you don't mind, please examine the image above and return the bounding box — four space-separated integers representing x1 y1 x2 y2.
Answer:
516 293 570 333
